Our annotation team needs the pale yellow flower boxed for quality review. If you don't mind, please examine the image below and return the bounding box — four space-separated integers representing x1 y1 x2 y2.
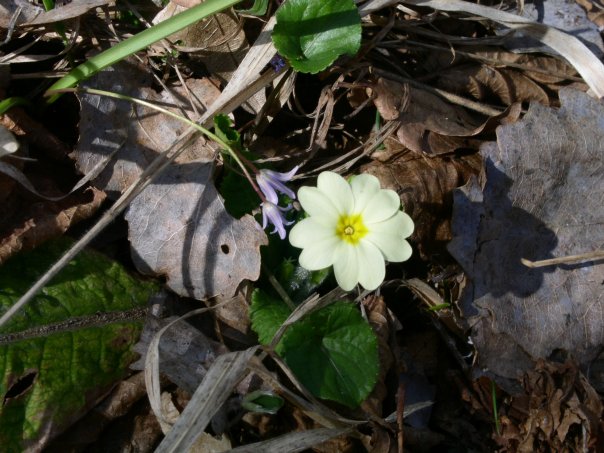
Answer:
289 171 414 291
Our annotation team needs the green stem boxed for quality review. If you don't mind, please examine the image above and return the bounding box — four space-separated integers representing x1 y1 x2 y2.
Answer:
46 0 242 102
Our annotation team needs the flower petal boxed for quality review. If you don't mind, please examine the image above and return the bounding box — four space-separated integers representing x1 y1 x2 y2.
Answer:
298 186 339 225
365 211 414 261
317 172 354 215
356 241 386 290
366 233 413 262
361 189 401 224
289 217 336 249
350 174 380 214
298 237 339 270
333 243 359 291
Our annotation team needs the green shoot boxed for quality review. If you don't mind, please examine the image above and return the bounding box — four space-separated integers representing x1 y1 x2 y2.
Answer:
491 380 501 436
46 0 242 102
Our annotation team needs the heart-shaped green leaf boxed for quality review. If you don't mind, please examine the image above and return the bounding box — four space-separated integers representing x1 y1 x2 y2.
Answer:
272 0 362 74
251 289 379 408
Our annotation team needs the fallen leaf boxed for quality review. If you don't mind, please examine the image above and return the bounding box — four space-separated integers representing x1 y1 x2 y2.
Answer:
437 64 550 106
361 147 482 259
0 1 41 29
75 59 220 196
76 60 266 299
125 162 267 300
152 4 264 113
505 0 604 59
131 315 228 394
575 0 604 28
0 186 105 265
496 360 603 452
371 77 521 154
448 89 604 389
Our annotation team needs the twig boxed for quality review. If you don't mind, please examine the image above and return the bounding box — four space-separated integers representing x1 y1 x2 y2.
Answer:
521 250 604 268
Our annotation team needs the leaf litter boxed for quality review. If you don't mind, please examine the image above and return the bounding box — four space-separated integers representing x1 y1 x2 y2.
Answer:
1 0 604 451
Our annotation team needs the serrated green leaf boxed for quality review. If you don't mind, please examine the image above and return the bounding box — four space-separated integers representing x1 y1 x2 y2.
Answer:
250 289 290 345
276 301 379 408
272 0 361 74
0 238 157 452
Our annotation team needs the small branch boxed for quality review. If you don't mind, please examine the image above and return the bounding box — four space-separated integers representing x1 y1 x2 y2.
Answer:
521 250 604 268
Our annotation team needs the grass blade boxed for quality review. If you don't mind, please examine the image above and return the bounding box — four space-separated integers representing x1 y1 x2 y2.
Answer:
45 0 242 101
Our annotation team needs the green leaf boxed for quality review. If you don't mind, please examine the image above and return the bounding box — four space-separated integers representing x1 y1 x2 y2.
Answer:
250 289 290 345
214 114 241 149
250 291 379 408
241 390 284 414
272 0 361 74
220 170 260 218
276 301 379 408
0 238 158 452
236 0 269 16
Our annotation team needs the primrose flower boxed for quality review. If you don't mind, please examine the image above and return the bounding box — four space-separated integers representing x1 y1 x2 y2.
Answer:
261 201 293 240
289 172 414 291
256 166 298 204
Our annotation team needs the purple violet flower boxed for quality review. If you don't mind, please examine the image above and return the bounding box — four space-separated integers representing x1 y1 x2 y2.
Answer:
256 166 298 204
261 202 294 240
269 54 287 72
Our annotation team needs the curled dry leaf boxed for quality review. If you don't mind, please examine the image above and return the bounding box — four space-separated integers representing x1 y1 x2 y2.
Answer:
437 64 550 106
371 77 521 154
496 360 603 452
361 145 482 259
0 187 105 265
448 89 604 390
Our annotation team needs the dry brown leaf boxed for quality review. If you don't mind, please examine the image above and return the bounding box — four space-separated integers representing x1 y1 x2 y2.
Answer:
372 78 521 154
437 64 550 106
495 360 603 452
76 59 220 196
125 162 267 300
477 52 579 85
0 186 105 265
361 149 482 259
76 60 266 300
575 0 604 28
1 107 71 160
448 89 604 389
153 6 247 84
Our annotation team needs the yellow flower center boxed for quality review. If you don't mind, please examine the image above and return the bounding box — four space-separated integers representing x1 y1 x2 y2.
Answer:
336 214 368 245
